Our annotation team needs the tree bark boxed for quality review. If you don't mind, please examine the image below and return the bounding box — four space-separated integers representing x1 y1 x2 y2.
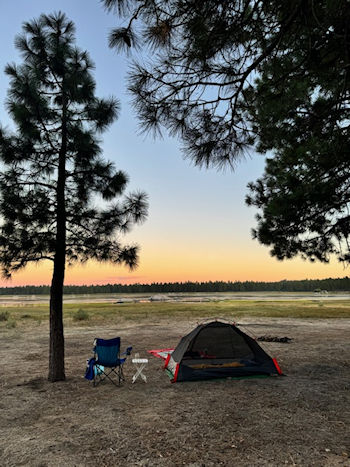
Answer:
49 255 66 381
48 91 67 382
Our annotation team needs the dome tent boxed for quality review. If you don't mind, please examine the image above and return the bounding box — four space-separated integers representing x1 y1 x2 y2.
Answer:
164 320 282 382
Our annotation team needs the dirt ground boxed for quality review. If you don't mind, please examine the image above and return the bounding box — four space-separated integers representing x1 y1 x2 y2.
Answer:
1 317 350 466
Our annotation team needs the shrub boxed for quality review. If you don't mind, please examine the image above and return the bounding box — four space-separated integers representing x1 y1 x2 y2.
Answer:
0 311 9 321
73 308 89 321
6 319 16 329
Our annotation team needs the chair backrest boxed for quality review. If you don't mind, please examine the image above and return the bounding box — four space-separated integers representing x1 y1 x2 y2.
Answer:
94 337 120 367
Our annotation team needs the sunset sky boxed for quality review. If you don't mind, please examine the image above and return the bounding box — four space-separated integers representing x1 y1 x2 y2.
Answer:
0 0 347 286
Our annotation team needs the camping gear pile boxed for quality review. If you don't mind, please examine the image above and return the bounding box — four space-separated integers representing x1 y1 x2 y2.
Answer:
257 335 292 343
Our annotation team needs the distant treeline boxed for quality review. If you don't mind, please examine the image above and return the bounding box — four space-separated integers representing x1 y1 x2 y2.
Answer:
1 277 350 295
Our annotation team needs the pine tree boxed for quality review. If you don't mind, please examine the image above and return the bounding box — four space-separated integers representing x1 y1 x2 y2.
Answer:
103 0 350 264
0 12 148 381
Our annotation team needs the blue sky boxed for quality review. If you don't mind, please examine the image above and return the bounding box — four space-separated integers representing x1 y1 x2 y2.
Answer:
0 0 346 285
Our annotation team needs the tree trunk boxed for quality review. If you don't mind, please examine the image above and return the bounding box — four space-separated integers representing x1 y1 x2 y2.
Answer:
48 91 67 382
49 253 66 381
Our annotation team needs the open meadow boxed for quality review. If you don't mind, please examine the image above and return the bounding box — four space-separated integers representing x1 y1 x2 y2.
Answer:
1 298 350 466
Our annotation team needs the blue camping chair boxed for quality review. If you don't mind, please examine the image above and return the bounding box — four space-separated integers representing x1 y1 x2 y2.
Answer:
90 337 132 386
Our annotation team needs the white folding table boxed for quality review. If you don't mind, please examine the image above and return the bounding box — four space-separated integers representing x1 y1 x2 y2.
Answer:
131 356 148 383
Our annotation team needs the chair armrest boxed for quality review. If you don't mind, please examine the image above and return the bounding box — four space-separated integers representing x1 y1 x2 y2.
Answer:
122 346 132 356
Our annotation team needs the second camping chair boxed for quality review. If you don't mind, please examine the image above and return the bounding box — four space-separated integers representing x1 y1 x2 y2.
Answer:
93 337 132 386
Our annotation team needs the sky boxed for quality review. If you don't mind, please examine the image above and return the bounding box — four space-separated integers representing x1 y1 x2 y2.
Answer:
0 0 347 286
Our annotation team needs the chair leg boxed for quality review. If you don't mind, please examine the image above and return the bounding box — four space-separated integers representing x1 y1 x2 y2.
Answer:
93 372 100 387
91 365 124 387
93 366 104 387
98 367 122 386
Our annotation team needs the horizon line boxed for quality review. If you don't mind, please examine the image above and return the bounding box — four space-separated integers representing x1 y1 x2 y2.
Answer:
0 276 349 288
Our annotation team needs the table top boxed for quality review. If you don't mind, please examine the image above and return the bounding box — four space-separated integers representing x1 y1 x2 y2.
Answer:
132 358 148 363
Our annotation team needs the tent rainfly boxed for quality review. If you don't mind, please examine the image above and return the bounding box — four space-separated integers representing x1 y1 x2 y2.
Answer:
164 321 282 382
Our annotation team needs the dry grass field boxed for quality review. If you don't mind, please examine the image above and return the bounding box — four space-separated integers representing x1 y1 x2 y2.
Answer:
1 300 350 466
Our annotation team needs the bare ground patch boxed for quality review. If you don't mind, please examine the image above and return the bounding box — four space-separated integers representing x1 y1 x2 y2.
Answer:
1 317 350 466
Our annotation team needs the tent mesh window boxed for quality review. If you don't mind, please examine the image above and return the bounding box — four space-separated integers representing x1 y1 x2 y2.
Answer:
188 324 254 360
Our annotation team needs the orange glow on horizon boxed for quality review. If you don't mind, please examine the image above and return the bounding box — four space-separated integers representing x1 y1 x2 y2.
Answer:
0 242 347 287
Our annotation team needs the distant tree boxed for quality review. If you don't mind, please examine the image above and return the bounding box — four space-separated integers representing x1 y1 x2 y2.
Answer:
0 12 148 381
103 0 350 264
1 277 350 294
